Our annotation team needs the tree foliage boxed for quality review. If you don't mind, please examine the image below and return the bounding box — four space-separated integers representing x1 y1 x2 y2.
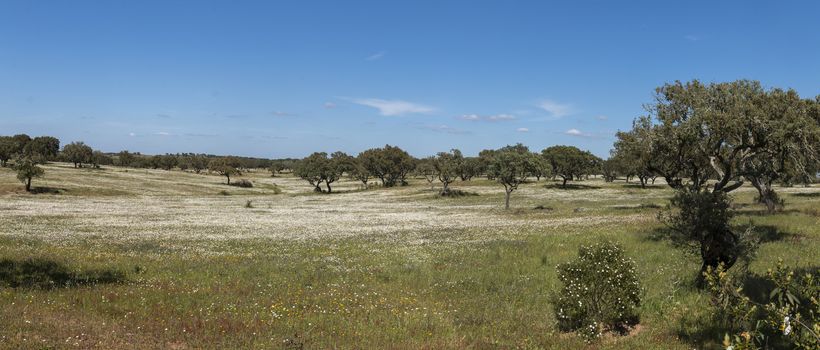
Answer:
542 145 595 187
62 142 93 168
622 79 820 280
13 157 44 192
23 136 60 163
434 149 462 195
209 156 242 185
294 152 350 193
358 145 415 187
487 144 535 209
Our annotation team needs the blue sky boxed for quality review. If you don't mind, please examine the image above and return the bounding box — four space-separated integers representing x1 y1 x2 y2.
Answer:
1 1 818 158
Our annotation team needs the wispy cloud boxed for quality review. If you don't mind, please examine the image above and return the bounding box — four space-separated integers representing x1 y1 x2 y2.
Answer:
684 35 699 41
154 131 174 136
349 98 436 116
323 102 337 109
595 115 609 121
537 99 573 118
458 113 515 122
184 133 218 138
419 124 470 135
516 127 529 133
156 113 172 119
564 128 592 137
128 132 136 137
365 51 386 61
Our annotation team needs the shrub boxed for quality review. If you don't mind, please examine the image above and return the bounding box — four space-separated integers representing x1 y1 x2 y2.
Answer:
706 261 819 350
553 241 641 342
230 179 253 188
661 190 758 285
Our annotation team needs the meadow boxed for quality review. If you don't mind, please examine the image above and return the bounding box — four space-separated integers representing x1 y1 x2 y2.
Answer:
0 163 818 349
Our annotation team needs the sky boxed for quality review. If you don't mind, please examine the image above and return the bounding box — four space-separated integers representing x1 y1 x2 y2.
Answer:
1 1 819 159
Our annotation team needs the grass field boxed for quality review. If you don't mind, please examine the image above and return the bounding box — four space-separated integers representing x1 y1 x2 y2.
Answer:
1 163 818 349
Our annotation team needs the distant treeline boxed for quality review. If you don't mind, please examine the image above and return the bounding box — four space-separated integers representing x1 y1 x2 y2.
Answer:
0 134 297 172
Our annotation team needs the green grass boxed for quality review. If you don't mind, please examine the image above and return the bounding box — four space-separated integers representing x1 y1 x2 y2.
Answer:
0 163 817 349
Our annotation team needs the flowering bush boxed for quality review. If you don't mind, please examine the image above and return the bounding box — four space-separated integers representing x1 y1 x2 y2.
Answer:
706 260 819 350
553 241 642 341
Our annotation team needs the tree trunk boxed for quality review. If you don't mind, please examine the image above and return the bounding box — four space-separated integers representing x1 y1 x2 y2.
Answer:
25 177 32 192
326 182 332 193
750 178 778 214
226 174 231 185
504 190 511 210
562 177 568 188
441 181 450 195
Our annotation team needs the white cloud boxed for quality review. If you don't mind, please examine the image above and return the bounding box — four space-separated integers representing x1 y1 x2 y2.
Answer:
154 131 172 136
365 51 386 61
596 115 609 121
128 132 136 137
684 35 699 41
537 99 573 118
350 98 436 116
458 113 515 122
323 102 337 109
516 127 529 132
564 128 592 137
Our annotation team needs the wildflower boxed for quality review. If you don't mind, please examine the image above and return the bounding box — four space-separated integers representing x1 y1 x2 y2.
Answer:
782 315 792 335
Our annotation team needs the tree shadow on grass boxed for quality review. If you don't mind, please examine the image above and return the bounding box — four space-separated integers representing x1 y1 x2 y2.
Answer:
621 183 665 190
737 208 802 217
644 224 801 245
611 203 662 210
791 192 820 198
747 225 804 243
675 312 728 350
29 186 66 194
0 258 126 289
543 183 601 190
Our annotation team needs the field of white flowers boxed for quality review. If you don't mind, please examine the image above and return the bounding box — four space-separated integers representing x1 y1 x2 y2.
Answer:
0 163 817 349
